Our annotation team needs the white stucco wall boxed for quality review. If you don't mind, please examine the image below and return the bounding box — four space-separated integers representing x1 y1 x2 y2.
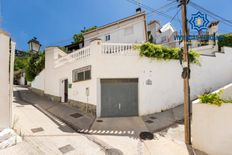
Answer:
38 41 232 117
31 70 45 91
191 44 218 56
192 83 232 155
44 42 100 104
220 83 232 100
0 30 15 129
94 46 232 116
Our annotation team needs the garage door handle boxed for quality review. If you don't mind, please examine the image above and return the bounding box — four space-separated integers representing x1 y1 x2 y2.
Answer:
118 103 121 110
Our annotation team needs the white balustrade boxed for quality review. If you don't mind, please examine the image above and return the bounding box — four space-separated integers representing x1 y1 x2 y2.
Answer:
54 43 138 68
55 46 90 68
101 43 136 55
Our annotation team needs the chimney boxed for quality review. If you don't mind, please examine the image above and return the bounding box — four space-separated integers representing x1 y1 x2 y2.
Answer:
136 7 142 14
208 21 219 35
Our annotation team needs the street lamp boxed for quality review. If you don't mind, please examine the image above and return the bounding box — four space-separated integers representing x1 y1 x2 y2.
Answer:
28 37 41 53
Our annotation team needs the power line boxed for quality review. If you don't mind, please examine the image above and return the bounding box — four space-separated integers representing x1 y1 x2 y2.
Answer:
170 8 180 23
125 0 179 22
155 1 177 11
188 1 232 27
176 7 182 28
141 0 176 7
46 1 181 47
190 1 232 24
146 4 178 18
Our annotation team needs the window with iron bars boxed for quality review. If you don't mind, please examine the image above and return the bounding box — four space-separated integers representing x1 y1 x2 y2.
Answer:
72 65 91 82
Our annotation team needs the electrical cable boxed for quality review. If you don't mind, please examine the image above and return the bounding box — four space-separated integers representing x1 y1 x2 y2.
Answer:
170 8 180 23
189 1 232 27
125 0 179 22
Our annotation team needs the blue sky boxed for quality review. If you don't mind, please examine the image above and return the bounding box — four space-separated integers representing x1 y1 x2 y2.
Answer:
1 0 232 51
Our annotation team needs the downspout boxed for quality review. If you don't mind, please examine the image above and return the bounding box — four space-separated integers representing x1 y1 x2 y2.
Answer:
143 15 148 42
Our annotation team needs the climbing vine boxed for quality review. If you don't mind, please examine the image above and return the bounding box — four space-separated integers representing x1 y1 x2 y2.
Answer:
134 42 200 64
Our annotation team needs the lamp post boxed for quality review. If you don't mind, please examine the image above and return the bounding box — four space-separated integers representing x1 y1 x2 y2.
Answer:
28 37 41 53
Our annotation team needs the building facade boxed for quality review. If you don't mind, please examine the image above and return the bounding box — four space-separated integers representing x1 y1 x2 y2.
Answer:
147 21 180 48
0 30 15 128
32 39 232 117
83 12 147 46
31 14 232 118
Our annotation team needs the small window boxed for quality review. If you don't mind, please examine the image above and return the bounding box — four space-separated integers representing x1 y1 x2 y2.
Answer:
73 66 91 82
77 72 84 81
85 70 91 80
105 35 110 41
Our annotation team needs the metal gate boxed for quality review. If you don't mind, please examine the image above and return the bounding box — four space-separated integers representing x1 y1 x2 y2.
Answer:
101 79 138 117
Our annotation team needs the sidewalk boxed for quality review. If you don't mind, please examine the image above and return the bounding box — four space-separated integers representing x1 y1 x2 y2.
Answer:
14 86 207 155
17 87 95 132
17 86 184 136
1 87 105 155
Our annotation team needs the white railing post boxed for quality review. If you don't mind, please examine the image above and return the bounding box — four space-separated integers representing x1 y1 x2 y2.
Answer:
101 43 135 56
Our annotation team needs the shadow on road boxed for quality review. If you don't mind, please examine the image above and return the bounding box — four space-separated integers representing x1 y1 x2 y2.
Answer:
14 86 184 141
13 89 76 133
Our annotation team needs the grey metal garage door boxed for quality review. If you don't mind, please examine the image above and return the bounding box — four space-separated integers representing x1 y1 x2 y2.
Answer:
101 79 138 117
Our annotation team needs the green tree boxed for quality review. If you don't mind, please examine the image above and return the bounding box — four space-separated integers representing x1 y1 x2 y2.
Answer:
14 51 30 71
73 26 97 43
25 52 45 82
218 34 232 50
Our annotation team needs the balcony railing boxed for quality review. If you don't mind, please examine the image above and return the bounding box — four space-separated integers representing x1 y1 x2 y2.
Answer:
55 46 90 68
101 43 135 55
54 43 138 68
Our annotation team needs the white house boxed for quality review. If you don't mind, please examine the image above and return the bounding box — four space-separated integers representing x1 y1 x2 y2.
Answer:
147 21 180 48
83 11 148 46
0 30 15 128
32 41 232 117
31 13 232 118
18 71 26 86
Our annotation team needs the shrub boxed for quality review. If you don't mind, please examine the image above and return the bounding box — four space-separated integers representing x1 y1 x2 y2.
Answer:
198 90 224 106
218 34 232 50
134 42 200 64
73 26 97 43
198 90 232 106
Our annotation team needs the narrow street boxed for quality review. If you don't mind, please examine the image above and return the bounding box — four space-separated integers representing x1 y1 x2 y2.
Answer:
0 87 105 155
0 86 203 155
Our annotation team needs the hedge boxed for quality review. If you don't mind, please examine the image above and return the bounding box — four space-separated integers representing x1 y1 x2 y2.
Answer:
218 34 232 49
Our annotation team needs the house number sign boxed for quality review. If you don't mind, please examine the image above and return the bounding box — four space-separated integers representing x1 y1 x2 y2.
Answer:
146 79 152 85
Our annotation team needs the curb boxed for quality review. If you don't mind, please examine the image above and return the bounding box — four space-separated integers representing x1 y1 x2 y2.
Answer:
16 89 115 152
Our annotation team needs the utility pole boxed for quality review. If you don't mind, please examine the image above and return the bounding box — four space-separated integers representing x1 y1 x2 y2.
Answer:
180 0 191 145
